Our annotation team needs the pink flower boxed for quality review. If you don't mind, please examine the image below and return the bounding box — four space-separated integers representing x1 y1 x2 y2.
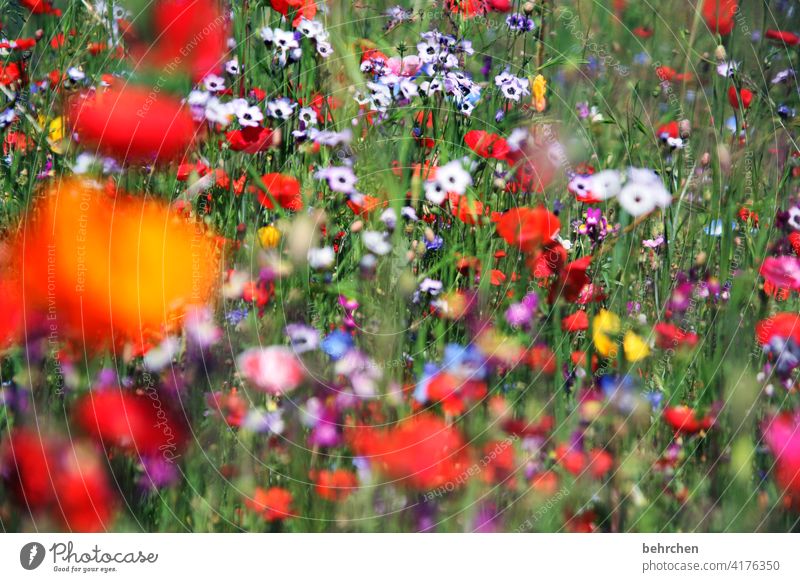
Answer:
763 412 800 500
237 347 305 394
760 256 800 291
387 55 421 77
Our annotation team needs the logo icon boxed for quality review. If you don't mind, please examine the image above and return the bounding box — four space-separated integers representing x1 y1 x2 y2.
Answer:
20 542 46 570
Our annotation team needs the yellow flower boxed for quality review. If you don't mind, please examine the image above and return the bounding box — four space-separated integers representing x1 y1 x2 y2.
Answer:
592 309 620 357
258 225 281 248
623 331 650 362
532 75 547 112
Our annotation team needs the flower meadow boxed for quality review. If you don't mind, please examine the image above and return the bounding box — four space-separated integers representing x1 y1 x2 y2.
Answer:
1 0 800 535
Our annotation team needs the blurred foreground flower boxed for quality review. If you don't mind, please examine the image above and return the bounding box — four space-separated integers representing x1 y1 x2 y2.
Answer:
1 429 116 531
68 87 198 164
3 179 220 347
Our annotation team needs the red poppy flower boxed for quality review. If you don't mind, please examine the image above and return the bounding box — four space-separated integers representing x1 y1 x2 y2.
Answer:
530 470 560 495
702 0 738 36
246 487 295 521
75 390 187 456
663 405 714 435
313 469 359 501
1 430 115 531
654 322 699 349
562 310 589 332
496 207 561 254
633 27 654 38
136 0 227 81
555 444 613 478
501 415 554 439
527 345 557 375
68 87 198 163
225 125 280 153
19 0 60 14
347 195 384 217
464 130 510 161
271 0 317 27
756 313 800 346
506 150 556 194
657 120 679 140
348 414 472 491
766 30 800 46
0 62 21 85
448 193 486 225
249 173 303 211
550 255 594 303
728 86 753 110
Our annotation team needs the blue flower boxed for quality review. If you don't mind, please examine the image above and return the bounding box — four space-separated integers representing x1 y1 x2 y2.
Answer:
321 330 354 360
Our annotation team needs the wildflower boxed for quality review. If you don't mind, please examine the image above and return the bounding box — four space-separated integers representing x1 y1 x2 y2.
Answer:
663 405 714 435
760 256 800 291
315 166 358 194
68 87 197 164
308 246 335 269
75 389 186 455
246 487 294 521
762 412 800 503
464 130 510 160
496 207 561 253
728 86 753 109
250 173 303 210
623 331 650 362
258 225 282 248
593 309 621 358
235 104 264 127
203 74 226 92
347 414 472 491
617 169 672 216
267 97 296 120
532 74 546 112
1 430 115 531
313 469 359 501
237 347 305 395
702 0 738 36
362 231 392 255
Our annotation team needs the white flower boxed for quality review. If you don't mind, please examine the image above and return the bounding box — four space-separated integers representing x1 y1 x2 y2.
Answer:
224 58 240 75
298 107 318 125
204 97 233 126
236 104 264 127
363 231 392 255
316 42 333 58
424 180 447 204
187 90 210 106
297 18 324 39
420 78 443 95
380 208 397 229
67 67 85 81
273 29 299 51
308 246 335 269
716 61 739 77
434 160 472 195
617 172 671 217
786 207 800 231
267 97 296 120
203 74 226 92
587 169 622 200
315 166 358 193
398 78 419 100
260 27 275 44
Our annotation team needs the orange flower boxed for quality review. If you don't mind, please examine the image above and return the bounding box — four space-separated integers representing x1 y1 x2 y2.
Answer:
246 487 295 521
313 469 359 501
6 179 220 346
